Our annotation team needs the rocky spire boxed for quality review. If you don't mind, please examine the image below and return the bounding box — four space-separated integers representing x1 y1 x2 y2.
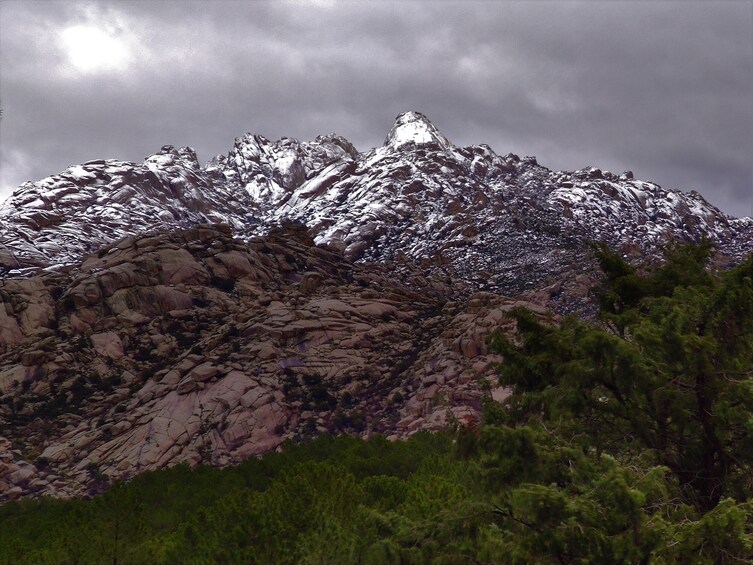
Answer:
383 111 452 150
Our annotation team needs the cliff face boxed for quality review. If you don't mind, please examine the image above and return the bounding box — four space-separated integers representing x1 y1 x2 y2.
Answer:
0 224 547 501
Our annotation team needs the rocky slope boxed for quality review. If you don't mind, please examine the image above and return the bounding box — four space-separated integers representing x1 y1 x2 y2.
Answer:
2 112 750 311
0 224 543 501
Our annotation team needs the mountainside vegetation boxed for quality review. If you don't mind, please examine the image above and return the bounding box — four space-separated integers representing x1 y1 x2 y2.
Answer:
1 242 752 564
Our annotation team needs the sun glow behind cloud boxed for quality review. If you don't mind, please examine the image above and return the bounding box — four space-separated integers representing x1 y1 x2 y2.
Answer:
59 25 132 73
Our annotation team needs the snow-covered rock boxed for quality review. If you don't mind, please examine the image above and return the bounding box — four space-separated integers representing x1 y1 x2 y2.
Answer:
1 112 750 309
384 110 452 150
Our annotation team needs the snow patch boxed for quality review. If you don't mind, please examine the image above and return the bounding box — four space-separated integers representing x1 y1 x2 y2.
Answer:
384 111 451 150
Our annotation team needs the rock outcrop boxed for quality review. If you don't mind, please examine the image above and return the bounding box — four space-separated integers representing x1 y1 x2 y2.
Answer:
0 224 550 501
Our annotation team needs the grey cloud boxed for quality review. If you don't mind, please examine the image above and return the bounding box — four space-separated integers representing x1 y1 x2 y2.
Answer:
1 0 750 217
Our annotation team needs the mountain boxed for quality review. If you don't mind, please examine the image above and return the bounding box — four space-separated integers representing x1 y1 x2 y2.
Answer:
1 111 751 500
2 111 750 310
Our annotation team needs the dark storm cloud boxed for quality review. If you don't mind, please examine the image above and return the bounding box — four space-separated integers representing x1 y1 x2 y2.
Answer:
1 0 751 217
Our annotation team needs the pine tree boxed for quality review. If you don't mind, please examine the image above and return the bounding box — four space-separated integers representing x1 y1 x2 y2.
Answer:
490 243 753 511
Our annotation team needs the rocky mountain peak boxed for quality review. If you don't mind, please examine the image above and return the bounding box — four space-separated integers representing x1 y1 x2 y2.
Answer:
1 111 751 298
145 145 201 172
383 111 452 150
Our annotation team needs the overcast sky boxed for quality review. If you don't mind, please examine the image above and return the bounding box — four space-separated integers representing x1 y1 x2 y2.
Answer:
1 0 751 217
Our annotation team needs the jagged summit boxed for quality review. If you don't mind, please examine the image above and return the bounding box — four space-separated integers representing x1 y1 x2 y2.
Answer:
383 111 452 150
1 111 750 305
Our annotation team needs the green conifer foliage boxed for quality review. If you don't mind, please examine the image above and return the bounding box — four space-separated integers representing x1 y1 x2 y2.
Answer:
490 244 753 512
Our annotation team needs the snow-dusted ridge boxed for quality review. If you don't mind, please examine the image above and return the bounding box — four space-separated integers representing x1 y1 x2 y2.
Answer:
1 112 751 308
